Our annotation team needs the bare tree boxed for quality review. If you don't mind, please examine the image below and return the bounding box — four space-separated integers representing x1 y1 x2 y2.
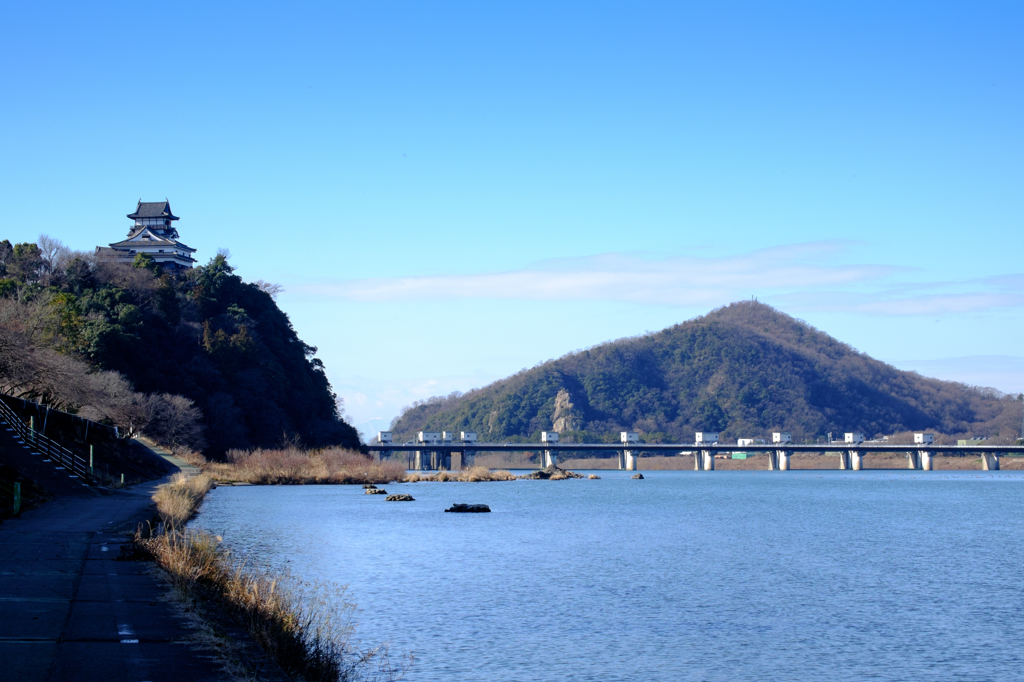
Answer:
37 234 72 286
253 280 284 299
92 260 158 305
142 393 207 451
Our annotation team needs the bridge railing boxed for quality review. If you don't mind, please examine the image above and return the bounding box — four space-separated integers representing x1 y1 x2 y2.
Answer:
0 398 89 482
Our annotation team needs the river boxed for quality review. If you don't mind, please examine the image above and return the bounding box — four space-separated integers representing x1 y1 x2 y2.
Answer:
192 470 1024 681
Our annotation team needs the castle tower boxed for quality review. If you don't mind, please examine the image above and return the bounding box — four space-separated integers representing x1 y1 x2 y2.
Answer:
97 200 197 271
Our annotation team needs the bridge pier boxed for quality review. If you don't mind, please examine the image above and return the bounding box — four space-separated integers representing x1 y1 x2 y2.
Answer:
618 450 626 470
766 450 779 470
907 451 920 469
777 449 792 471
920 450 935 471
851 450 865 471
838 450 851 469
543 449 558 468
701 450 715 471
624 450 639 471
982 452 1000 471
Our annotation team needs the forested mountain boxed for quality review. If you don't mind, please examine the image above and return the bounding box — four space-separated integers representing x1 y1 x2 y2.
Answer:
392 301 1022 444
0 237 360 456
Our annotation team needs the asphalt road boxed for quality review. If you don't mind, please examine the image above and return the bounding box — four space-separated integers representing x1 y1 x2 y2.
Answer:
0 429 284 682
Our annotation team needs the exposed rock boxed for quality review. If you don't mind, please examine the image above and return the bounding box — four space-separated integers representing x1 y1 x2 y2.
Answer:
386 494 415 501
363 483 377 489
365 488 387 495
631 473 644 479
551 388 584 432
588 474 601 479
445 503 491 513
519 465 584 480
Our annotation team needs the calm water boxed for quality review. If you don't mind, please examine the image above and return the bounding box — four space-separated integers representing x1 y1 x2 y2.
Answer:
192 470 1024 681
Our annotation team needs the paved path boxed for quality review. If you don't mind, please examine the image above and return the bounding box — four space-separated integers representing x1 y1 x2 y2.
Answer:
0 438 282 682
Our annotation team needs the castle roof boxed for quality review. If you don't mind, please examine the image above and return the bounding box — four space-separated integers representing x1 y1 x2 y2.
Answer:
127 200 179 221
109 227 196 252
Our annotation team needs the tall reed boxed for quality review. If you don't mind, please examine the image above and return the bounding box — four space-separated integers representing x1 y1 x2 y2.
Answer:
140 471 407 681
204 447 406 485
152 472 214 531
141 530 405 682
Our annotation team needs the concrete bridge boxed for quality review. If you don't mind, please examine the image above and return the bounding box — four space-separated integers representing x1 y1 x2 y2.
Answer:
367 431 1022 472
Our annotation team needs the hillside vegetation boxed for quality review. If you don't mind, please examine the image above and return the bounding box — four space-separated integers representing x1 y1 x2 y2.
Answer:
392 301 1022 444
0 236 359 456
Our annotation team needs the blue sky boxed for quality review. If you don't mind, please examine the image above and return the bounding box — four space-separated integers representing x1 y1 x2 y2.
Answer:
2 2 1022 436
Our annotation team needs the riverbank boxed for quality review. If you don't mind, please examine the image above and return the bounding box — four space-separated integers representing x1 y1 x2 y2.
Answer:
138 469 406 681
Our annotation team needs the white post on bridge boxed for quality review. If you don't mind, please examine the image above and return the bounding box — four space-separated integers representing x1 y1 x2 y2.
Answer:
845 433 865 471
778 450 793 471
440 432 455 470
920 451 935 470
541 431 558 468
772 432 791 471
621 431 639 471
460 432 478 469
911 433 933 470
696 432 718 471
982 452 1000 470
417 431 440 470
377 431 393 463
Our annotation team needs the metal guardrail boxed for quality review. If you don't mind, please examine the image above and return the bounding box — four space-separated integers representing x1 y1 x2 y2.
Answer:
0 398 89 482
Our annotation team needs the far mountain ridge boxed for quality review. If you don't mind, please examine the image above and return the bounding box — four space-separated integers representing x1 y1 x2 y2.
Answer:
391 301 1021 444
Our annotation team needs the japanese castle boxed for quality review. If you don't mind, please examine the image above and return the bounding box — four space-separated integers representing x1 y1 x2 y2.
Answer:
97 200 197 271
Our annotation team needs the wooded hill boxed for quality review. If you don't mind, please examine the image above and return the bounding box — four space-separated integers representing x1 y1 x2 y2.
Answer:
0 237 360 456
392 301 1022 445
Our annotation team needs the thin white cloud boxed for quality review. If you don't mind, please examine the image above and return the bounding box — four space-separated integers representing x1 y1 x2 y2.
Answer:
296 242 900 305
290 241 1024 316
774 291 1024 316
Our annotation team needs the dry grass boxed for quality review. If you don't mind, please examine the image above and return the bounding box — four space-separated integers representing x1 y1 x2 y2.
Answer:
137 469 407 680
153 472 214 531
138 529 406 682
205 447 406 485
174 448 209 467
403 466 518 483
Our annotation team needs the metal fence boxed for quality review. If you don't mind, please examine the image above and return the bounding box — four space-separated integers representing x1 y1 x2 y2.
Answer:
0 398 89 481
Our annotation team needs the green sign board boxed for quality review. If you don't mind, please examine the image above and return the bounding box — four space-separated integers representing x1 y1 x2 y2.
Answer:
732 452 748 459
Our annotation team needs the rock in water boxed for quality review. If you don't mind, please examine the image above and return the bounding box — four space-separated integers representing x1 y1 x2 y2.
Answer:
386 494 415 501
365 488 387 495
519 465 584 480
588 474 601 479
631 473 644 479
363 483 377 489
445 504 491 513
